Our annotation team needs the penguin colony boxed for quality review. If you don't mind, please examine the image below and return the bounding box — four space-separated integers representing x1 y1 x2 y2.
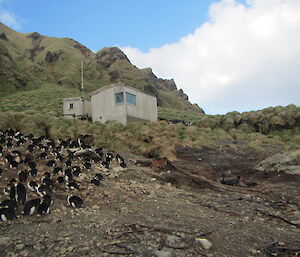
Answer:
0 129 127 222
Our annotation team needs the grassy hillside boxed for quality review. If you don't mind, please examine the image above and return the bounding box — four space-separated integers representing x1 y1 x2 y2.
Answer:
0 22 201 113
0 84 299 160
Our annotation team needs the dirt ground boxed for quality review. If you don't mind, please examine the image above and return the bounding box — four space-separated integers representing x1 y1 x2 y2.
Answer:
0 142 299 257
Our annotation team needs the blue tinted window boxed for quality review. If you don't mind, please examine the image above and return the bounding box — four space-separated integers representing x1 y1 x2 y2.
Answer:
126 92 136 105
115 92 124 104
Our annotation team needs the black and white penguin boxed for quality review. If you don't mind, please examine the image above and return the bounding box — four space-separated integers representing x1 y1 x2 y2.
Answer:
29 168 38 177
72 166 81 177
94 173 104 181
42 177 53 188
65 159 72 167
67 195 83 208
16 183 27 204
0 167 3 177
39 152 47 160
37 195 52 215
0 208 16 221
28 181 39 192
53 166 62 175
36 184 52 197
0 199 17 210
90 178 100 186
28 161 37 170
57 176 65 184
83 162 92 170
18 170 28 182
46 160 56 167
9 160 19 169
66 181 80 190
23 199 41 215
64 168 73 182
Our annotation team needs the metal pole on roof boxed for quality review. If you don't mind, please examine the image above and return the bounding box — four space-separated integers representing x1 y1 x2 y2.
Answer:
81 60 84 93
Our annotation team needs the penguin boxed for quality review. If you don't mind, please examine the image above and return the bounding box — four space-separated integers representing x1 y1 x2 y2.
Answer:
28 181 39 192
57 176 65 184
115 154 125 164
64 168 73 182
23 157 32 165
94 173 104 181
27 144 35 153
23 199 41 215
120 162 127 168
9 183 16 201
72 166 81 177
0 208 16 221
18 170 28 182
37 195 52 215
36 184 52 197
53 166 62 175
83 162 92 170
0 199 17 210
42 177 53 188
29 168 38 177
16 183 27 204
9 160 19 169
66 181 80 190
39 152 47 160
67 195 83 208
90 178 100 186
28 161 37 170
0 167 3 177
46 160 56 167
65 159 72 167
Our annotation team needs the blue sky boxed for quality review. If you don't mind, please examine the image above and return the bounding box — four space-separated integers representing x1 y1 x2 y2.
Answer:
0 0 299 114
0 0 219 52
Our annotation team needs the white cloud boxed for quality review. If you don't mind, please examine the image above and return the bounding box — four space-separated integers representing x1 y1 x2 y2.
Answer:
0 1 21 29
121 0 300 114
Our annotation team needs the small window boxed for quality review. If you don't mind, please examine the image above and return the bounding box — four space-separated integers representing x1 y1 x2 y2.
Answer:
69 103 74 109
126 92 136 105
115 92 124 104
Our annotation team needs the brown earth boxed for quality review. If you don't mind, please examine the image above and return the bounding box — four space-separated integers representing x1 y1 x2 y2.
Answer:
0 144 299 257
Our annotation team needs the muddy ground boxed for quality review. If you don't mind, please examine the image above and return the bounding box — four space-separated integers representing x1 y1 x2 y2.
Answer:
0 142 299 257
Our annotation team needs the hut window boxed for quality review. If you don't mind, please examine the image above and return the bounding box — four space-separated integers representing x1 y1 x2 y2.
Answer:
126 92 136 105
69 103 74 109
115 92 124 104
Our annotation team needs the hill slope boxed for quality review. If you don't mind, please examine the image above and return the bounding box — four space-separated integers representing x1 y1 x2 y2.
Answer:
0 22 203 112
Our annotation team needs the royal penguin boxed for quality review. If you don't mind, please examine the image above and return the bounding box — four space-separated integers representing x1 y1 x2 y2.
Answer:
57 176 65 184
0 199 17 210
18 170 28 182
66 181 80 190
37 195 52 215
23 199 41 215
28 181 39 192
67 195 83 208
16 183 27 204
0 208 16 221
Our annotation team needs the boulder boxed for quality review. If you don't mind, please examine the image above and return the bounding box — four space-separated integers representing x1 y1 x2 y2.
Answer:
255 150 300 175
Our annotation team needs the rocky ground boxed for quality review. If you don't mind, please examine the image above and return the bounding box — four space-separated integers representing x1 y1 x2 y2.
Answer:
0 143 299 257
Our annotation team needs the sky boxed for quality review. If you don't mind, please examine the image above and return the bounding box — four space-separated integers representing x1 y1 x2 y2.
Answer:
0 0 299 114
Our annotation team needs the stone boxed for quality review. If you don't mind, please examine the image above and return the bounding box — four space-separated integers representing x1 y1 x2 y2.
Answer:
0 236 11 246
166 235 181 244
154 248 174 257
195 238 212 250
15 244 25 250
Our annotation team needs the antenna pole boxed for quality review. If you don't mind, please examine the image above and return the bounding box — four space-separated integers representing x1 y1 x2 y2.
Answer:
81 60 84 93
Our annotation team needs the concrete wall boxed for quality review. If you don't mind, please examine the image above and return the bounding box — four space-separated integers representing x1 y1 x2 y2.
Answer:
91 84 158 124
63 97 91 118
83 99 91 117
91 85 126 124
124 86 158 122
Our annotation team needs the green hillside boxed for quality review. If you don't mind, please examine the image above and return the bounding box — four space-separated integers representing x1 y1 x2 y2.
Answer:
0 22 202 113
